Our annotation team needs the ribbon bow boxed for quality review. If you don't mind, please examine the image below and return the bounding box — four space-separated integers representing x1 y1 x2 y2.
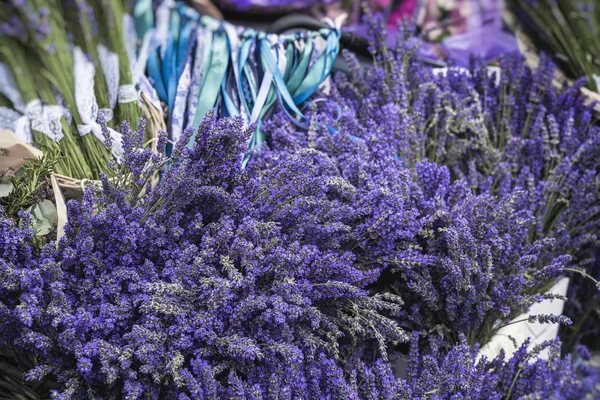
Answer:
0 63 67 144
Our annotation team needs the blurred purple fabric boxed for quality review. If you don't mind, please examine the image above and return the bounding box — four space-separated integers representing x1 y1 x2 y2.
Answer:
441 0 518 66
344 0 518 66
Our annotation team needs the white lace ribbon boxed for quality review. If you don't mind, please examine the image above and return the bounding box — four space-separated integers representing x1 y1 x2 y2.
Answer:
0 101 65 143
118 84 138 104
73 46 124 161
39 105 66 141
0 106 31 143
27 100 64 142
97 44 120 114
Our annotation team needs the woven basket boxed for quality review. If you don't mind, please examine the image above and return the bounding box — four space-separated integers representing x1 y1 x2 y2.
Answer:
502 9 600 117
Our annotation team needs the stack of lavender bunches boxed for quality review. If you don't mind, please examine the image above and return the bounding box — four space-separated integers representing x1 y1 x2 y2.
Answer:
0 0 141 180
1 15 600 400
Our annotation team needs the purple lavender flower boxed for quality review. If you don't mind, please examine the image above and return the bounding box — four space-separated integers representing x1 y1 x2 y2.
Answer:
395 335 598 399
0 115 409 398
328 24 600 351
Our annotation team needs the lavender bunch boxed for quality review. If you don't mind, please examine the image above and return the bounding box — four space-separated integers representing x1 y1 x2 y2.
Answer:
508 0 600 91
0 114 409 398
0 35 92 179
0 93 586 399
328 18 600 350
393 334 599 399
0 0 112 178
62 0 114 128
258 106 569 349
92 0 141 129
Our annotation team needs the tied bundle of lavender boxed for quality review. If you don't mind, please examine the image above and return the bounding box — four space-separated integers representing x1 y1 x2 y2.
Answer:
327 19 600 352
508 0 600 92
0 37 93 178
0 0 142 179
92 0 142 128
0 0 112 178
0 115 403 398
1 109 596 398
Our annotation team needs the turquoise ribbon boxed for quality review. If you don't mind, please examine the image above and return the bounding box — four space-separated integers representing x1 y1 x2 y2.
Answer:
176 4 199 77
189 27 229 148
134 0 342 154
293 29 340 104
135 1 200 115
133 0 153 39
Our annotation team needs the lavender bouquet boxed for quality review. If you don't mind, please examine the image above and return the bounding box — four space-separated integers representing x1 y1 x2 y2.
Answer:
328 19 600 351
0 0 143 180
92 0 142 129
2 34 598 394
0 108 594 398
0 37 92 179
508 0 600 92
0 0 113 178
1 9 599 400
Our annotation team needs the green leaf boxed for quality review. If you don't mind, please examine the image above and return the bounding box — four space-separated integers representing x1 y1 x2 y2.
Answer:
25 200 58 236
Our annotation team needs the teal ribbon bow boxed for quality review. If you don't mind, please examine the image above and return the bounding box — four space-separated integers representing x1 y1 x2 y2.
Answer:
134 0 342 155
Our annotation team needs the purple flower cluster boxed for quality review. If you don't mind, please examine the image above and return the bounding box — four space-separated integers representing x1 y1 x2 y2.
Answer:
1 16 599 399
396 335 598 399
260 113 570 348
328 19 600 351
1 115 410 398
0 110 583 398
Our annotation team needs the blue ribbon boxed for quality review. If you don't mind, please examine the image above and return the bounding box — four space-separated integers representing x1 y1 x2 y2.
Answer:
134 0 342 155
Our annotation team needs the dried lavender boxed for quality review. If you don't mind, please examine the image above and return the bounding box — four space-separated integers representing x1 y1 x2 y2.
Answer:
0 114 409 398
0 89 589 399
63 0 114 128
393 334 598 399
0 0 112 178
259 107 569 349
0 36 92 179
327 17 600 351
92 0 141 129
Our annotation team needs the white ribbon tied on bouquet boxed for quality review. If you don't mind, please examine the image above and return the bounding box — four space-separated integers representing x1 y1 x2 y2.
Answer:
73 46 124 161
0 63 65 143
27 100 65 142
97 44 120 122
